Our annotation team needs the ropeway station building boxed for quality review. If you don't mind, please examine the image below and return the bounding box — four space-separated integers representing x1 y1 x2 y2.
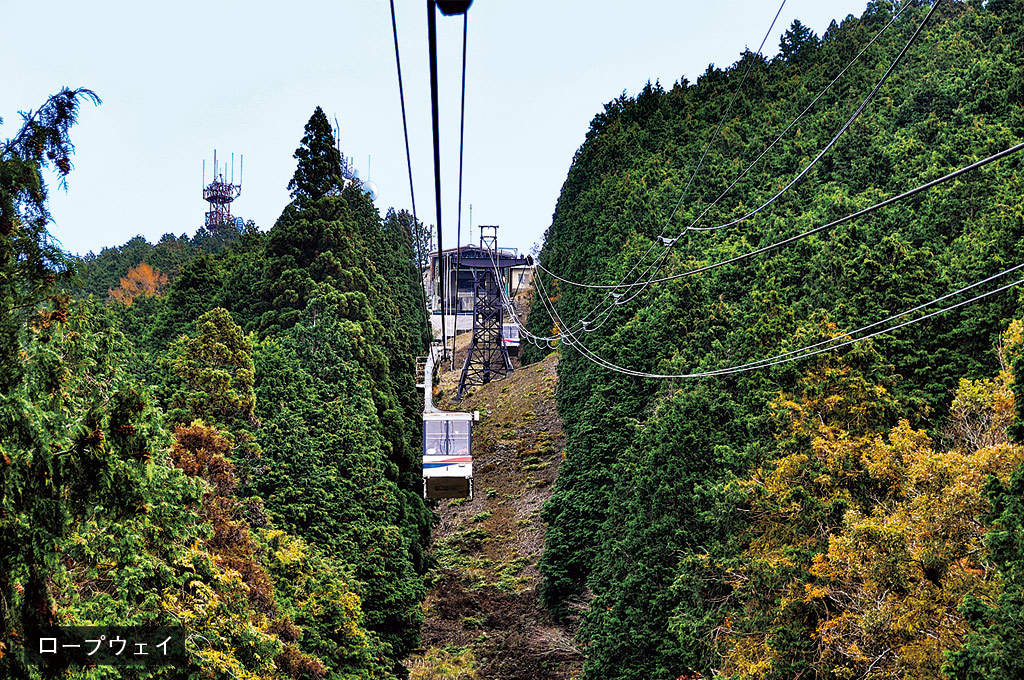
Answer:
424 243 533 338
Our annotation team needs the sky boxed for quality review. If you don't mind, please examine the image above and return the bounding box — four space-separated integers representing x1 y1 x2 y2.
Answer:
1 0 871 257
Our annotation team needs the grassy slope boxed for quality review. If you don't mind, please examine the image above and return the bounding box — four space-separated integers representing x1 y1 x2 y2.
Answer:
408 325 582 680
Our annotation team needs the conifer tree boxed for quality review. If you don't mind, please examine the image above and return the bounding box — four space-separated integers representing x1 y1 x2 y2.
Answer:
778 19 818 63
0 87 99 391
164 307 257 430
947 465 1024 679
287 106 343 204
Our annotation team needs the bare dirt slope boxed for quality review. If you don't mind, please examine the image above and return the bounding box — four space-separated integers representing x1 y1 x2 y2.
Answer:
407 344 582 680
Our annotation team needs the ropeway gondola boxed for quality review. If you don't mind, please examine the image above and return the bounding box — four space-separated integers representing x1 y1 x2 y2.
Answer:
421 345 478 499
501 322 521 357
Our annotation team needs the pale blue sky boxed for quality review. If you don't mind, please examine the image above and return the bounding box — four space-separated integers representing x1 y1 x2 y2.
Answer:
1 1 870 256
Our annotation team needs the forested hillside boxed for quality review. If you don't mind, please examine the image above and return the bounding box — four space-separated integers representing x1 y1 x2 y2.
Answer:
524 1 1024 678
7 2 1024 679
2 99 432 679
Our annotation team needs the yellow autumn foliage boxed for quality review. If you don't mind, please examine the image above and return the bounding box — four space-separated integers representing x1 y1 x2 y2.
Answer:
718 325 1024 679
803 330 1024 679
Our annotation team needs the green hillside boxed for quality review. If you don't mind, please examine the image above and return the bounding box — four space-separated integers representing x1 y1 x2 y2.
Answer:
524 1 1024 678
5 2 1024 679
2 101 431 679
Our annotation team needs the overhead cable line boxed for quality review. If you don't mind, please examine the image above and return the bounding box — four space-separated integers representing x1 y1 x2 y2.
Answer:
453 12 469 369
681 0 911 233
520 137 1024 346
389 0 433 332
534 139 1024 296
534 5 928 341
537 0 934 308
426 0 447 361
520 139 1024 345
687 0 938 232
534 257 1024 379
390 0 419 226
668 0 788 225
456 13 468 262
497 6 1021 379
705 262 1024 373
555 0 789 333
605 139 1024 289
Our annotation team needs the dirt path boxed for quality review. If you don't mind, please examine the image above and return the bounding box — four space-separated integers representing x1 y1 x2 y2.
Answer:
407 346 582 680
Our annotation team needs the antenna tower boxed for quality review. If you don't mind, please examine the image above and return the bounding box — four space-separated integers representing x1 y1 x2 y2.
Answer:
334 117 356 181
203 150 243 231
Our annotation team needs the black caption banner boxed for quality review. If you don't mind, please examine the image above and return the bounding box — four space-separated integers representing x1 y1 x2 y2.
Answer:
26 626 189 667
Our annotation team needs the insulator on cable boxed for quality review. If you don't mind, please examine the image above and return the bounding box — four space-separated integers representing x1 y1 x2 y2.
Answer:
611 292 623 300
659 236 677 246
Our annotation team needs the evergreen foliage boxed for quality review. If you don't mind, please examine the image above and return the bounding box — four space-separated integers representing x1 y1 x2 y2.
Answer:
779 19 818 65
287 106 344 205
525 2 1024 678
946 464 1024 679
250 178 431 674
2 96 431 679
9 2 1024 677
0 88 99 391
163 307 257 430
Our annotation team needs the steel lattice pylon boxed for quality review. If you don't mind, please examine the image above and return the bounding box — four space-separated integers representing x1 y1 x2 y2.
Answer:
457 227 513 399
